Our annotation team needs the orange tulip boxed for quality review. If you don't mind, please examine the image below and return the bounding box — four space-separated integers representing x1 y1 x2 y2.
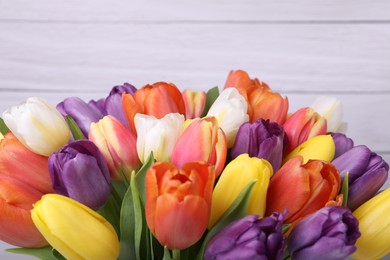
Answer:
122 82 186 133
266 156 340 223
145 161 215 249
224 70 288 124
283 107 327 154
171 117 227 177
182 89 206 119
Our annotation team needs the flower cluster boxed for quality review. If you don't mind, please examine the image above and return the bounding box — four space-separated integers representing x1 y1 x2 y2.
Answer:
0 70 389 260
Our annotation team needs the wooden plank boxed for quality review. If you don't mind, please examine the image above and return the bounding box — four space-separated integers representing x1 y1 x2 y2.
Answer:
0 23 389 92
1 0 390 21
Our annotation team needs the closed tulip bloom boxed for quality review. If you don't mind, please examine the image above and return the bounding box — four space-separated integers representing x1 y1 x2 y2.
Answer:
284 135 335 164
207 88 249 147
48 140 111 210
310 95 347 133
209 154 273 228
57 96 104 136
352 188 390 260
331 133 354 159
134 113 184 163
224 69 264 93
88 98 106 115
171 117 227 177
89 115 140 180
31 194 120 260
266 156 340 223
288 206 360 260
283 107 327 153
182 89 206 119
2 97 71 156
332 145 389 211
145 161 215 249
231 119 285 171
205 212 285 260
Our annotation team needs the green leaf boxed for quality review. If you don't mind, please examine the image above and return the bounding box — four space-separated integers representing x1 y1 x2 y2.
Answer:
201 86 220 117
98 194 121 236
341 171 349 207
51 249 66 260
163 247 172 260
196 180 257 259
65 115 85 140
282 224 291 234
6 246 57 260
0 117 10 136
135 152 155 205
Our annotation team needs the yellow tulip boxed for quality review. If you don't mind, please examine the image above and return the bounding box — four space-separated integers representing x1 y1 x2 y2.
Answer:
208 154 273 228
283 134 335 164
352 188 390 260
31 194 120 260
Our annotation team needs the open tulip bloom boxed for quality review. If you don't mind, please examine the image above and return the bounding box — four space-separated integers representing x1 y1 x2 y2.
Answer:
0 70 389 260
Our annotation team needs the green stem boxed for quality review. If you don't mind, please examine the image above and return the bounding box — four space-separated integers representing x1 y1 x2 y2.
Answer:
172 250 180 260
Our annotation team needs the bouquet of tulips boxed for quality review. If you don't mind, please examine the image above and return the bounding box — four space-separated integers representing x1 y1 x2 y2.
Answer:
0 70 389 260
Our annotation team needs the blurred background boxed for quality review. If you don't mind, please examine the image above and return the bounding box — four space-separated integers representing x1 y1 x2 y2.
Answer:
1 1 390 258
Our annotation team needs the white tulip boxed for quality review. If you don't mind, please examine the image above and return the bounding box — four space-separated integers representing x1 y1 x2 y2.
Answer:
134 113 184 163
2 97 71 156
207 88 249 147
310 96 347 133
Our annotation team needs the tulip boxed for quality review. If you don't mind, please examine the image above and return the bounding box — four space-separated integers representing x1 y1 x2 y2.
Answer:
332 145 389 211
182 89 206 119
205 212 285 260
145 161 215 249
2 97 71 156
0 176 47 248
134 113 184 163
206 88 249 147
122 82 186 133
352 188 390 260
288 206 360 260
331 132 354 159
171 117 227 177
209 154 273 228
31 194 120 260
89 115 141 180
48 140 111 210
104 83 137 126
266 156 340 223
88 98 106 115
224 69 264 93
310 95 347 133
231 119 285 171
283 107 327 153
283 135 335 164
57 96 104 137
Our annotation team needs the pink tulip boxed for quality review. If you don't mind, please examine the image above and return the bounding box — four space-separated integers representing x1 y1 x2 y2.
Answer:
182 89 206 119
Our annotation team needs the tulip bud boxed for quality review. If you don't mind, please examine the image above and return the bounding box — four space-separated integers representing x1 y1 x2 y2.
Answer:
352 188 390 260
134 113 184 163
2 97 71 156
267 156 340 223
331 132 354 159
182 89 206 119
57 97 104 137
284 135 335 164
89 115 141 180
283 107 327 153
88 98 106 115
288 206 360 260
48 140 111 210
332 145 389 211
231 119 285 171
310 95 347 133
207 88 249 147
145 161 215 249
209 154 273 228
171 117 227 177
205 213 285 260
31 194 120 260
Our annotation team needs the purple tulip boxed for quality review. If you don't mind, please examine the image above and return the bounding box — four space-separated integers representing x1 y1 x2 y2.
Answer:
104 83 137 126
48 140 111 210
231 119 285 171
288 206 360 260
330 132 354 159
332 145 389 211
204 213 285 260
88 98 106 115
57 97 104 136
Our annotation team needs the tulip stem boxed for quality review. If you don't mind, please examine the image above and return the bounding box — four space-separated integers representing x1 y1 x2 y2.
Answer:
172 249 180 260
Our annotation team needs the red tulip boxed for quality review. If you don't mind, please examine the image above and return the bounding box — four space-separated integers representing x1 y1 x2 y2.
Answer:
145 161 215 249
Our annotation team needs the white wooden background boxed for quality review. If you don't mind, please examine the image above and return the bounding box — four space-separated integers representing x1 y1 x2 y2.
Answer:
1 1 390 259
